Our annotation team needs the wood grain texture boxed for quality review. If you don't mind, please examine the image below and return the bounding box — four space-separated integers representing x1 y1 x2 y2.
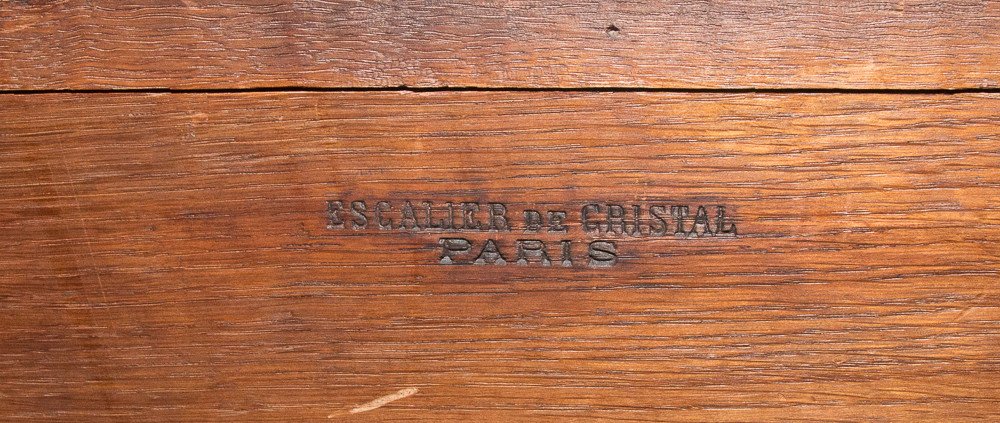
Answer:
1 92 998 421
3 1 1000 90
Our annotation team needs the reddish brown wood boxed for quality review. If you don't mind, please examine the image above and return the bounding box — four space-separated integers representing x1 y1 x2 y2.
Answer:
2 1 1000 90
1 92 998 421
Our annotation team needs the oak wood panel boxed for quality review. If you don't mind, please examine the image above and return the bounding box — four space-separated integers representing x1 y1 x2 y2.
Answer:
1 92 999 421
3 1 1000 90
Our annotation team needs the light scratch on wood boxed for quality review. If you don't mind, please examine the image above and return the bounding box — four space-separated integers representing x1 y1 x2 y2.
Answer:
334 387 419 416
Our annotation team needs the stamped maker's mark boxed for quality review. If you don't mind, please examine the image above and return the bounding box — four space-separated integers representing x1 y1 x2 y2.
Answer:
325 200 737 268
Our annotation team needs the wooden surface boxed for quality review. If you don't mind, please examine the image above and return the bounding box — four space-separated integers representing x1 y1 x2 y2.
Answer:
5 1 1000 421
2 92 999 421
2 1 1000 89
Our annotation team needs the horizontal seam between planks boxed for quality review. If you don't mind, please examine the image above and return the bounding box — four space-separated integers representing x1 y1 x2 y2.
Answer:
3 86 1000 95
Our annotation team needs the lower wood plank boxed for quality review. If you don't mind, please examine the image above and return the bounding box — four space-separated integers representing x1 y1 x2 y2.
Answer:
1 92 998 421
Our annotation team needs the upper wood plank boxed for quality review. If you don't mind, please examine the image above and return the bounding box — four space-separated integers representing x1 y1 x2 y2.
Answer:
2 1 1000 90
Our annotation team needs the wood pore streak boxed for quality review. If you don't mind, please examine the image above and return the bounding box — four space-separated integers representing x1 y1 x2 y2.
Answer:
0 92 998 421
1 1 1000 90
